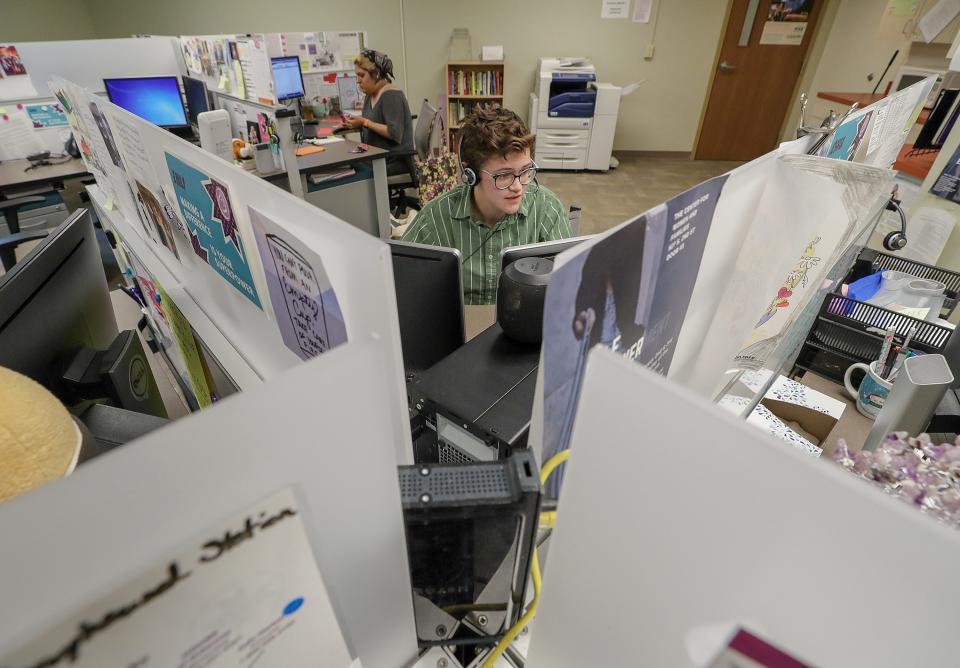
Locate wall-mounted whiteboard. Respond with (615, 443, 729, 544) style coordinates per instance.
(7, 37, 183, 101)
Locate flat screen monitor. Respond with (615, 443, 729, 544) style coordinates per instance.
(183, 75, 211, 127)
(389, 241, 465, 374)
(103, 76, 189, 129)
(0, 210, 118, 393)
(499, 235, 596, 273)
(271, 56, 305, 101)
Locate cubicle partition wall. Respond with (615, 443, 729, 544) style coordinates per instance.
(0, 37, 183, 161)
(51, 75, 412, 463)
(0, 344, 419, 668)
(529, 347, 960, 667)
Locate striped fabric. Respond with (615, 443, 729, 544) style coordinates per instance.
(400, 183, 572, 304)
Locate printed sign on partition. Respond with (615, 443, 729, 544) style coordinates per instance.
(540, 219, 646, 493)
(249, 207, 347, 360)
(1, 488, 353, 668)
(637, 175, 729, 374)
(124, 246, 210, 408)
(24, 102, 68, 128)
(165, 152, 263, 309)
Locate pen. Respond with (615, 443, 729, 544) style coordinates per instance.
(877, 325, 896, 377)
(889, 325, 918, 379)
(882, 345, 899, 380)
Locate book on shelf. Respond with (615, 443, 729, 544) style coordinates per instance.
(447, 68, 503, 96)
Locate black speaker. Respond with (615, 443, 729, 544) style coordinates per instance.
(496, 256, 553, 343)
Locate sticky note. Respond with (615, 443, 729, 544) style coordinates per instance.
(104, 195, 115, 210)
(218, 74, 228, 90)
(0, 107, 6, 114)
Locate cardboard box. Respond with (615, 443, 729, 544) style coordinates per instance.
(742, 374, 846, 458)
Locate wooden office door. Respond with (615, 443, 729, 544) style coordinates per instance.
(695, 0, 824, 161)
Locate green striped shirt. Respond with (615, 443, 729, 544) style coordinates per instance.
(401, 183, 572, 304)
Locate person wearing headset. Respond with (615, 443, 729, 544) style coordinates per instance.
(342, 49, 414, 177)
(401, 105, 571, 305)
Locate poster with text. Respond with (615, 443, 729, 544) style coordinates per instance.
(636, 175, 729, 374)
(540, 219, 645, 495)
(249, 207, 347, 360)
(760, 1, 813, 45)
(930, 143, 960, 204)
(1, 488, 353, 668)
(165, 152, 263, 309)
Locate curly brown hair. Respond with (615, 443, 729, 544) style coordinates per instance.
(459, 106, 535, 172)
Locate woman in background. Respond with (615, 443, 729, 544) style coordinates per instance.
(343, 49, 415, 178)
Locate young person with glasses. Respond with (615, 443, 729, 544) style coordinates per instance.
(401, 106, 571, 305)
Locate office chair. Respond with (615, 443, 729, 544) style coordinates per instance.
(0, 195, 47, 271)
(388, 99, 443, 215)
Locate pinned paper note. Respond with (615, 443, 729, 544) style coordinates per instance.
(249, 206, 347, 361)
(104, 194, 115, 210)
(218, 74, 228, 90)
(891, 305, 931, 319)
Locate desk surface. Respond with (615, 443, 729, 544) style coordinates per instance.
(0, 157, 88, 192)
(296, 138, 389, 173)
(464, 305, 497, 341)
(893, 142, 939, 181)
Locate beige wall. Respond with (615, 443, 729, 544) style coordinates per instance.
(84, 0, 407, 89)
(12, 0, 923, 154)
(402, 0, 728, 152)
(1, 0, 98, 41)
(83, 0, 729, 152)
(799, 0, 918, 128)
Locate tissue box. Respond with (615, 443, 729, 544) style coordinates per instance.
(723, 373, 845, 458)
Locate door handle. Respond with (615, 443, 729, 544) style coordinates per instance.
(719, 61, 736, 72)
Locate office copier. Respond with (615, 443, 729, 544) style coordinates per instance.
(530, 57, 622, 171)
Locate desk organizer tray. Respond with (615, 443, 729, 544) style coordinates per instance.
(793, 250, 958, 383)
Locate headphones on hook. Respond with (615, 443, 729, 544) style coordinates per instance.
(883, 197, 907, 251)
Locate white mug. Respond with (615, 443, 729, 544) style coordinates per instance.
(843, 360, 893, 420)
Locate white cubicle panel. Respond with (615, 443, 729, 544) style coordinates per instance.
(8, 37, 183, 101)
(0, 343, 418, 668)
(528, 347, 960, 667)
(55, 77, 412, 464)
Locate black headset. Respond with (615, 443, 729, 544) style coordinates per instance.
(457, 132, 478, 187)
(883, 197, 907, 251)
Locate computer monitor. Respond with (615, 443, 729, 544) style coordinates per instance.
(0, 210, 166, 418)
(499, 235, 596, 273)
(389, 241, 465, 374)
(183, 75, 211, 128)
(0, 210, 117, 391)
(271, 56, 306, 101)
(103, 76, 189, 130)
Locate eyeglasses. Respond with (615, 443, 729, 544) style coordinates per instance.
(481, 164, 539, 190)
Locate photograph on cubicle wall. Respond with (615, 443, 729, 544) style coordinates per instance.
(249, 207, 348, 361)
